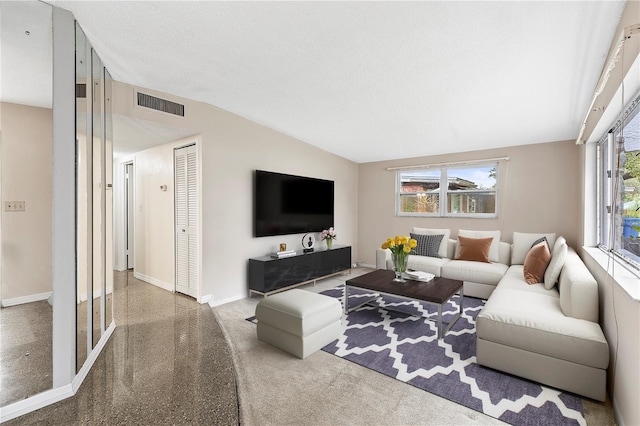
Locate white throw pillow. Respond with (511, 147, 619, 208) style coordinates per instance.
(511, 232, 557, 265)
(412, 227, 450, 258)
(544, 236, 567, 289)
(456, 230, 501, 263)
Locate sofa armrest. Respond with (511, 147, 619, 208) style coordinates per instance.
(376, 248, 391, 269)
(559, 248, 599, 323)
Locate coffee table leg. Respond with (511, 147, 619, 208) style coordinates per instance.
(437, 304, 443, 338)
(344, 285, 349, 314)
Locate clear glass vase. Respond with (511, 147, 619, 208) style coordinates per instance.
(326, 239, 333, 249)
(391, 251, 408, 282)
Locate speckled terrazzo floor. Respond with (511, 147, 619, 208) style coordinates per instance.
(0, 300, 53, 406)
(4, 271, 239, 425)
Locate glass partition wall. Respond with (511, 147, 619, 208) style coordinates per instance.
(0, 6, 114, 421)
(75, 22, 114, 373)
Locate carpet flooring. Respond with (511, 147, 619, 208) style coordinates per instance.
(246, 282, 594, 425)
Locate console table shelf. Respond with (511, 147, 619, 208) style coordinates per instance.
(248, 245, 352, 297)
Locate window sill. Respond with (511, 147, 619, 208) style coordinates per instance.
(582, 246, 640, 302)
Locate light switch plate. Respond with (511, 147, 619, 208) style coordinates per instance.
(4, 201, 25, 212)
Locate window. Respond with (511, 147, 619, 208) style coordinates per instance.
(597, 99, 640, 269)
(397, 163, 498, 218)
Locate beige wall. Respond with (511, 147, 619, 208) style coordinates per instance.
(357, 140, 580, 265)
(111, 83, 359, 304)
(581, 250, 639, 426)
(0, 102, 53, 302)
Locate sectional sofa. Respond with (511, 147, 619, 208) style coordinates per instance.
(375, 228, 609, 401)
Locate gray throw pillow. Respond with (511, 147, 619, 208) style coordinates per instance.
(410, 233, 444, 258)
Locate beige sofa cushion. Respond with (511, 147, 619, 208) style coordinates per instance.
(405, 255, 449, 277)
(558, 248, 599, 322)
(441, 259, 508, 285)
(477, 277, 609, 369)
(495, 266, 556, 296)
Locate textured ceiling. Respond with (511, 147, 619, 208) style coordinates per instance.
(40, 2, 629, 161)
(1, 1, 53, 108)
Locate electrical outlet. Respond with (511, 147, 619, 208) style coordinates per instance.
(4, 201, 25, 212)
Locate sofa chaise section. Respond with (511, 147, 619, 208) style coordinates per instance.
(476, 248, 609, 401)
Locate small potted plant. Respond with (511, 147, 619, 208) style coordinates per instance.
(320, 227, 337, 249)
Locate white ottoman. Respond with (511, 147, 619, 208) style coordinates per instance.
(255, 289, 342, 359)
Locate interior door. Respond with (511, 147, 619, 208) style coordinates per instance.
(125, 162, 134, 269)
(175, 144, 198, 298)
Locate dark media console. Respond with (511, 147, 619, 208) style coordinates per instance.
(248, 245, 352, 297)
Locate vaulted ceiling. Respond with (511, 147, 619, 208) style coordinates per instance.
(42, 2, 629, 161)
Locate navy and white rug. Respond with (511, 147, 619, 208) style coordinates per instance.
(318, 285, 586, 426)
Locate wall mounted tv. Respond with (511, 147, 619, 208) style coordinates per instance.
(254, 170, 334, 237)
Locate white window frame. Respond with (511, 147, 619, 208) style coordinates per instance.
(396, 162, 499, 219)
(596, 97, 640, 272)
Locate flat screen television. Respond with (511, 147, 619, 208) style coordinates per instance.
(254, 170, 334, 237)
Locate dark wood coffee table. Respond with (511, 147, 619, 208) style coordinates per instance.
(344, 269, 463, 339)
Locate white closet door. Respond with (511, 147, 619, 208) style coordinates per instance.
(175, 144, 198, 298)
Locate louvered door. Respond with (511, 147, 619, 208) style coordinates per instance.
(175, 144, 198, 298)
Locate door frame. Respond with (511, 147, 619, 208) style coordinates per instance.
(173, 141, 200, 299)
(124, 161, 134, 270)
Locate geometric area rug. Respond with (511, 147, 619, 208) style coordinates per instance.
(316, 284, 586, 426)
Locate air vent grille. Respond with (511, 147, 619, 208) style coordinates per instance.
(76, 83, 86, 98)
(137, 92, 185, 117)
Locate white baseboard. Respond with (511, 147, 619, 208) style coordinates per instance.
(1, 291, 53, 307)
(0, 321, 117, 422)
(77, 286, 114, 304)
(73, 321, 115, 392)
(198, 294, 212, 304)
(209, 293, 245, 307)
(357, 263, 376, 269)
(0, 383, 74, 423)
(133, 272, 174, 292)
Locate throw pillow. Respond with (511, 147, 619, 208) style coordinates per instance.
(511, 232, 557, 265)
(523, 240, 552, 284)
(456, 230, 501, 262)
(531, 236, 551, 252)
(412, 227, 451, 258)
(544, 236, 568, 289)
(455, 236, 492, 263)
(410, 233, 444, 258)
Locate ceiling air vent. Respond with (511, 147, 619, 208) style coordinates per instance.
(76, 83, 86, 98)
(137, 92, 185, 117)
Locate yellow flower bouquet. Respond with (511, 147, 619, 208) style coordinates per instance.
(381, 235, 417, 282)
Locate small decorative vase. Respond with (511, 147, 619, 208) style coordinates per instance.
(391, 251, 408, 283)
(326, 239, 333, 249)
